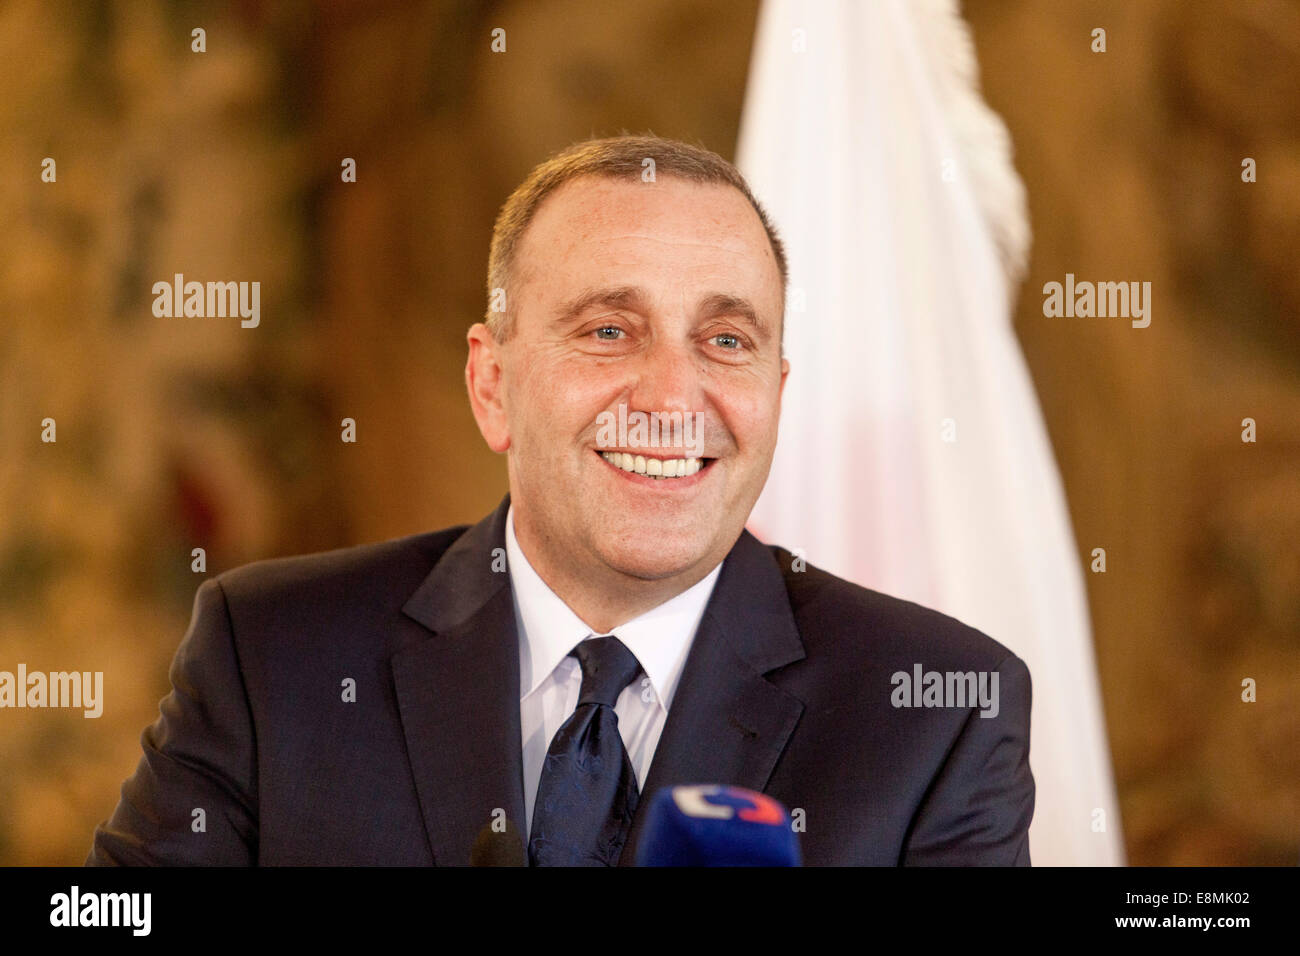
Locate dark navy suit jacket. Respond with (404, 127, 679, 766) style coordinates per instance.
(87, 494, 1034, 865)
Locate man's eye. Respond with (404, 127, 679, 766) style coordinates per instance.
(593, 326, 623, 340)
(712, 333, 742, 349)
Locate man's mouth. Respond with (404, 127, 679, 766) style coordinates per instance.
(597, 450, 714, 480)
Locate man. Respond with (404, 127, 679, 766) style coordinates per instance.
(88, 134, 1033, 866)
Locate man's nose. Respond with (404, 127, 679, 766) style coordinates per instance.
(626, 339, 704, 420)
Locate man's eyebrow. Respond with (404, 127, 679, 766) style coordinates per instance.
(551, 286, 647, 326)
(552, 286, 770, 336)
(699, 293, 769, 337)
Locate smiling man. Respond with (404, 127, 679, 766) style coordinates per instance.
(88, 134, 1034, 867)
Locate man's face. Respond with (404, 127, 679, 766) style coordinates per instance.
(468, 174, 788, 586)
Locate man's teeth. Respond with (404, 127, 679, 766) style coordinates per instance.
(599, 451, 705, 479)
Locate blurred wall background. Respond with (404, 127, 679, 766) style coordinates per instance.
(0, 0, 1295, 864)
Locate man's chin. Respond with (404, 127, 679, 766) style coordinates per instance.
(592, 539, 716, 584)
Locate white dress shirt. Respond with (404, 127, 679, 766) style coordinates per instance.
(505, 504, 722, 840)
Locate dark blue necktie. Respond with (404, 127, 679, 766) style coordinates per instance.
(528, 635, 643, 866)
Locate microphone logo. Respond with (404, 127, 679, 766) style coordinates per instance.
(670, 784, 786, 826)
(637, 784, 802, 865)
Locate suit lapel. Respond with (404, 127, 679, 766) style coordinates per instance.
(618, 529, 806, 865)
(393, 495, 528, 865)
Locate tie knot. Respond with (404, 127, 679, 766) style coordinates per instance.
(572, 635, 641, 708)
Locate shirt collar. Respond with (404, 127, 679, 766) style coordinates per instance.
(506, 503, 722, 709)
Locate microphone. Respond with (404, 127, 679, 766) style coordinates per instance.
(635, 784, 801, 866)
(469, 817, 526, 866)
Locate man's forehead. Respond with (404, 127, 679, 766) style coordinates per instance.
(518, 174, 784, 306)
(529, 173, 767, 241)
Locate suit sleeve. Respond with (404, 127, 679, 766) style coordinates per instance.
(86, 577, 258, 865)
(900, 654, 1035, 866)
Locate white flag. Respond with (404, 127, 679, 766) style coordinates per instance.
(739, 0, 1124, 865)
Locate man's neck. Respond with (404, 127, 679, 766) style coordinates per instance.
(510, 511, 722, 634)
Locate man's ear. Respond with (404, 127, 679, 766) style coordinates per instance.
(466, 322, 511, 453)
(779, 356, 790, 400)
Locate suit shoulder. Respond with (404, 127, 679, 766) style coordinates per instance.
(765, 543, 1022, 672)
(214, 524, 469, 608)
